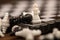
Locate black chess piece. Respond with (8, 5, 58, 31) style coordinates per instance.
(22, 14, 32, 24)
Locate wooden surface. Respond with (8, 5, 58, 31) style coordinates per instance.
(0, 34, 39, 40)
(0, 34, 25, 40)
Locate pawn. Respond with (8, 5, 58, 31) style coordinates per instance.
(0, 31, 5, 37)
(2, 12, 10, 33)
(53, 28, 60, 39)
(45, 33, 54, 40)
(39, 35, 45, 40)
(53, 28, 59, 35)
(31, 3, 41, 24)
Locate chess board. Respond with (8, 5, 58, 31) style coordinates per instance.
(0, 0, 60, 40)
(0, 0, 60, 26)
(0, 0, 60, 33)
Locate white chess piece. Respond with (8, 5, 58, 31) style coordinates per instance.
(53, 28, 59, 35)
(45, 33, 54, 40)
(0, 18, 5, 37)
(0, 31, 5, 37)
(39, 35, 45, 40)
(53, 28, 60, 39)
(15, 28, 41, 40)
(31, 3, 41, 24)
(2, 12, 10, 33)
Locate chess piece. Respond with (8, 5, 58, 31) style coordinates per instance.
(22, 12, 32, 24)
(53, 28, 60, 39)
(0, 18, 5, 37)
(45, 33, 54, 40)
(31, 3, 41, 24)
(39, 35, 45, 40)
(14, 28, 41, 40)
(0, 31, 5, 37)
(2, 12, 10, 33)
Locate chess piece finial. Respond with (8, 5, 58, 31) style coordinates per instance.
(2, 12, 10, 33)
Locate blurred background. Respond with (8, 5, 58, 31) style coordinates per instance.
(0, 0, 60, 22)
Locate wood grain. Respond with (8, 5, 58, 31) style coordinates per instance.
(0, 34, 25, 40)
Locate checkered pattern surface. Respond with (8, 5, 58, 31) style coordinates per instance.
(0, 0, 60, 24)
(0, 0, 60, 40)
(0, 0, 60, 26)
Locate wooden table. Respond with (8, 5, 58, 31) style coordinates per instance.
(0, 34, 25, 40)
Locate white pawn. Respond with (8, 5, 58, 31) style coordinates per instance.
(39, 35, 45, 40)
(45, 33, 54, 40)
(0, 31, 5, 37)
(31, 3, 41, 24)
(53, 28, 59, 35)
(2, 12, 10, 33)
(53, 28, 60, 39)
